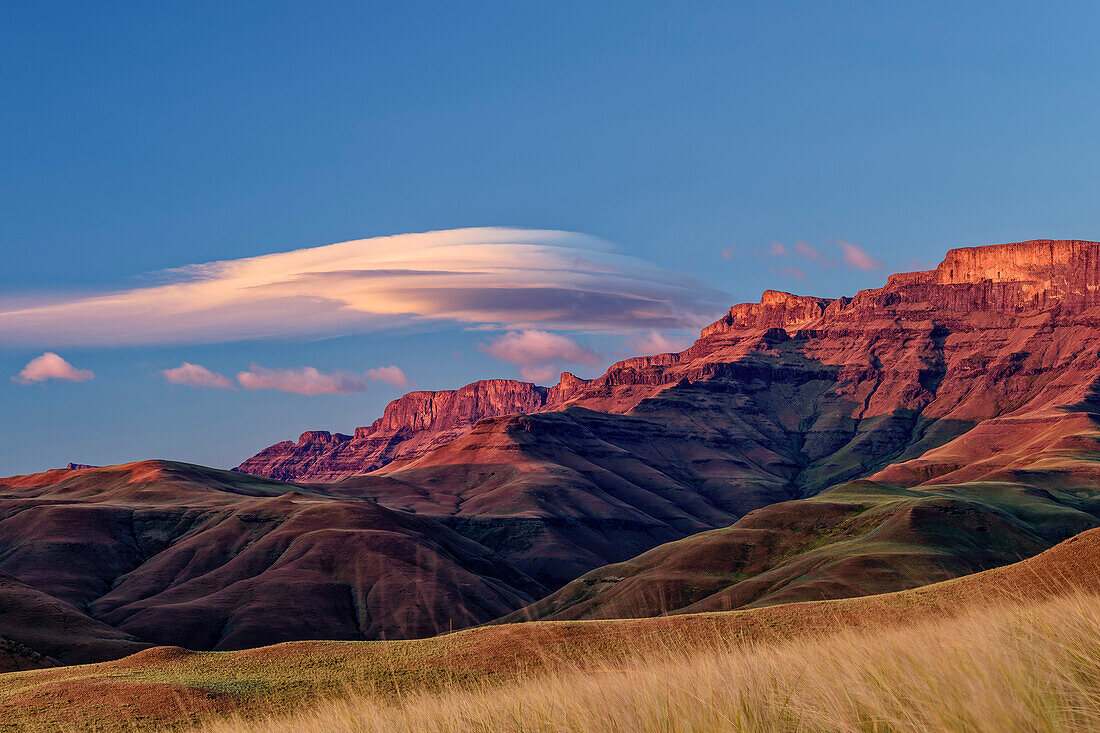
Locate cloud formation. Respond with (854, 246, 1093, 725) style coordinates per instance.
(365, 365, 410, 387)
(157, 361, 408, 393)
(776, 265, 808, 281)
(793, 241, 838, 266)
(480, 330, 602, 383)
(758, 238, 883, 274)
(628, 330, 693, 355)
(13, 352, 95, 385)
(160, 362, 235, 390)
(838, 240, 884, 271)
(0, 228, 724, 347)
(237, 365, 369, 395)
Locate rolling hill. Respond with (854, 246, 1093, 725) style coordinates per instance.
(5, 239, 1100, 672)
(0, 462, 544, 657)
(3, 525, 1099, 731)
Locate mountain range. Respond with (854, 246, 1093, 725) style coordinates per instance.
(4, 238, 1100, 667)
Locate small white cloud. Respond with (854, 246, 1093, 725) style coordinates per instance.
(480, 330, 602, 383)
(160, 362, 235, 390)
(12, 352, 95, 385)
(629, 330, 692, 355)
(838, 240, 884, 271)
(237, 365, 367, 395)
(365, 365, 410, 387)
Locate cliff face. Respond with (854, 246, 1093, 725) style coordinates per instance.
(236, 379, 568, 481)
(702, 239, 1100, 338)
(238, 239, 1100, 488)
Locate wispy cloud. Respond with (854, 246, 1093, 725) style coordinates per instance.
(628, 330, 693, 355)
(160, 362, 235, 390)
(237, 365, 368, 395)
(0, 228, 725, 347)
(480, 330, 602, 383)
(158, 361, 407, 392)
(365, 365, 410, 387)
(775, 265, 808, 280)
(758, 238, 883, 273)
(793, 241, 839, 266)
(838, 240, 884, 271)
(12, 352, 95, 385)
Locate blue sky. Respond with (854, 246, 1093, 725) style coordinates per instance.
(3, 1, 1100, 475)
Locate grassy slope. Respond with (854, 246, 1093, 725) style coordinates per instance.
(503, 475, 1100, 622)
(207, 591, 1100, 733)
(2, 526, 1099, 732)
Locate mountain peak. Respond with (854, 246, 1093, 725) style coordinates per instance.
(705, 238, 1100, 339)
(238, 238, 1100, 483)
(937, 238, 1100, 284)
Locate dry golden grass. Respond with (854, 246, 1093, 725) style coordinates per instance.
(201, 590, 1100, 733)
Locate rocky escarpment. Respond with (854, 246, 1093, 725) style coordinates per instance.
(702, 239, 1100, 336)
(239, 238, 1100, 492)
(299, 239, 1100, 589)
(236, 378, 587, 481)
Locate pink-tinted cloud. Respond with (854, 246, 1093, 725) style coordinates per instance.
(793, 240, 840, 266)
(776, 265, 808, 280)
(0, 228, 725, 346)
(794, 241, 820, 260)
(768, 241, 789, 256)
(629, 330, 693, 355)
(365, 365, 410, 387)
(838, 240, 884, 271)
(720, 245, 736, 259)
(480, 330, 602, 383)
(237, 365, 367, 395)
(12, 352, 95, 385)
(160, 362, 235, 390)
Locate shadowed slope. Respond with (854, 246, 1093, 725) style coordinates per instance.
(243, 240, 1100, 589)
(507, 406, 1100, 621)
(0, 462, 544, 653)
(4, 527, 1100, 732)
(0, 572, 148, 671)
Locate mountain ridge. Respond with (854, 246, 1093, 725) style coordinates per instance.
(7, 237, 1100, 663)
(237, 238, 1100, 484)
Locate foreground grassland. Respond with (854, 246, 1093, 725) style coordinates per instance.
(206, 591, 1100, 733)
(1, 528, 1098, 731)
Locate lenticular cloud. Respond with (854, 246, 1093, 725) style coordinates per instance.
(0, 228, 724, 346)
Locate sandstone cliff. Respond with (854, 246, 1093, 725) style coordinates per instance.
(239, 238, 1100, 495)
(236, 378, 583, 481)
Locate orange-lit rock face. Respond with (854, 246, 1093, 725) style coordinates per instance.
(238, 239, 1100, 495)
(236, 379, 569, 482)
